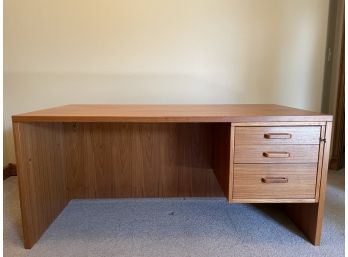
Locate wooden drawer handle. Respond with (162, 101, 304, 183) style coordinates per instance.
(261, 177, 289, 183)
(264, 133, 292, 139)
(263, 152, 290, 158)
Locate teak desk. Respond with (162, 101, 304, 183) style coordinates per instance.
(12, 104, 332, 249)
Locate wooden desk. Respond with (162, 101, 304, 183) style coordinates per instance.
(12, 104, 332, 249)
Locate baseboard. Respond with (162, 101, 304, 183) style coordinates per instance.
(4, 163, 17, 180)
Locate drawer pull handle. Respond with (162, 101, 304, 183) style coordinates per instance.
(263, 152, 290, 158)
(261, 177, 288, 183)
(264, 133, 292, 139)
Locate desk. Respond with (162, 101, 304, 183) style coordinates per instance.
(12, 104, 332, 248)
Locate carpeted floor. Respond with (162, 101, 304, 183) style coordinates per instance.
(4, 169, 344, 257)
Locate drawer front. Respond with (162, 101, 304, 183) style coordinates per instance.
(234, 144, 319, 163)
(235, 126, 321, 145)
(233, 164, 317, 199)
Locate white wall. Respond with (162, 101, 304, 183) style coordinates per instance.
(4, 0, 330, 165)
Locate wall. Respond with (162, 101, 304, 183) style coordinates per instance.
(4, 0, 330, 165)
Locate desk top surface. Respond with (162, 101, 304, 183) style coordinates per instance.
(12, 104, 332, 123)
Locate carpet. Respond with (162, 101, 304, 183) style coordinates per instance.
(3, 169, 344, 257)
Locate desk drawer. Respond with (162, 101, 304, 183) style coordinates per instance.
(235, 126, 321, 145)
(234, 144, 319, 163)
(233, 164, 317, 199)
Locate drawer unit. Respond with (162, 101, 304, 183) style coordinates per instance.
(233, 163, 317, 199)
(234, 144, 319, 164)
(235, 126, 321, 145)
(231, 123, 325, 203)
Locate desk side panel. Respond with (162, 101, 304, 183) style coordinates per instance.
(212, 123, 231, 199)
(13, 122, 68, 249)
(284, 122, 332, 245)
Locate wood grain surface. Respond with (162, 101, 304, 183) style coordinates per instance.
(13, 122, 68, 249)
(212, 123, 231, 199)
(284, 122, 332, 245)
(233, 164, 317, 199)
(12, 104, 332, 123)
(231, 198, 316, 203)
(235, 126, 321, 145)
(63, 123, 223, 198)
(234, 144, 319, 163)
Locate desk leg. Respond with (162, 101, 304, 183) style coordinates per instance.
(284, 122, 332, 245)
(285, 203, 323, 245)
(13, 122, 68, 249)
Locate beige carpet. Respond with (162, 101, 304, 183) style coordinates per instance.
(4, 169, 344, 257)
